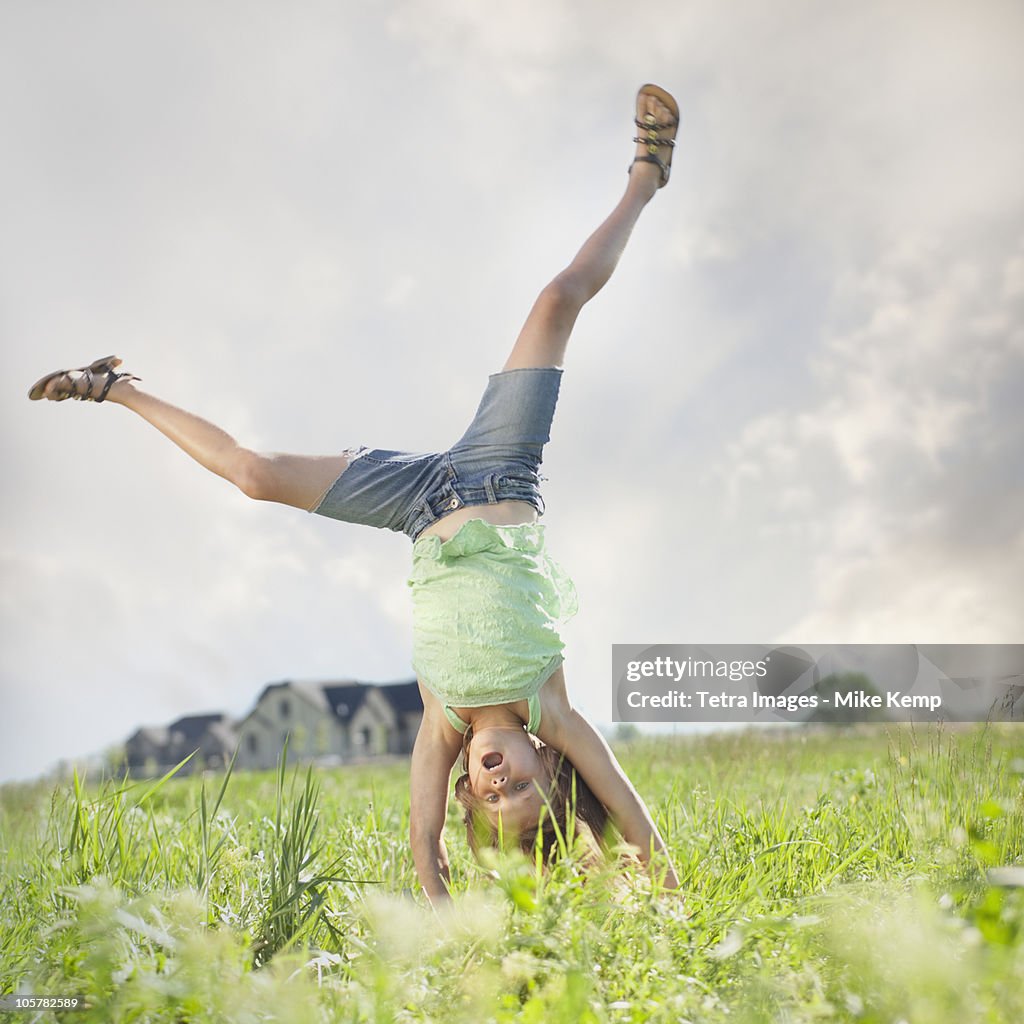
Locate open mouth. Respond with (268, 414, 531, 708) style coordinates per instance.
(481, 752, 503, 770)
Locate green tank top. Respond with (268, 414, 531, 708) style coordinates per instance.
(407, 519, 578, 735)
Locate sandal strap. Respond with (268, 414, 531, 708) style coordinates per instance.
(634, 110, 677, 161)
(54, 367, 140, 402)
(628, 154, 670, 187)
(94, 370, 140, 402)
(95, 371, 121, 403)
(72, 368, 95, 400)
(634, 117, 677, 133)
(634, 134, 676, 150)
(626, 134, 675, 148)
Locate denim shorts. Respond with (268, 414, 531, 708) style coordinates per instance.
(311, 367, 563, 540)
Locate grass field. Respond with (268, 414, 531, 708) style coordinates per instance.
(1, 724, 1022, 1023)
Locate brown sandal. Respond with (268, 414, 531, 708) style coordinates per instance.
(628, 83, 679, 189)
(28, 356, 140, 403)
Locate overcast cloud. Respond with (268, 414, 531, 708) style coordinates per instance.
(2, 0, 1022, 782)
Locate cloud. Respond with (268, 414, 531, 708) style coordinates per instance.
(720, 232, 1024, 642)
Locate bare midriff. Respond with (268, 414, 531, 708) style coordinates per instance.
(418, 499, 538, 543)
(446, 698, 535, 731)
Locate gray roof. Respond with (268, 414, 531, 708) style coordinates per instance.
(168, 713, 229, 744)
(127, 725, 170, 744)
(321, 683, 371, 721)
(376, 680, 423, 713)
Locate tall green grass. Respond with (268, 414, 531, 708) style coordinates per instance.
(0, 724, 1020, 1022)
(251, 739, 369, 968)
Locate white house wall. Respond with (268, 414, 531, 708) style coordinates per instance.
(236, 687, 348, 770)
(348, 690, 397, 758)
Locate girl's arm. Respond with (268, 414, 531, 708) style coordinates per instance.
(409, 688, 464, 905)
(547, 706, 680, 889)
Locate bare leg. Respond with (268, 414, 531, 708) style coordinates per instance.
(503, 90, 675, 371)
(91, 380, 348, 511)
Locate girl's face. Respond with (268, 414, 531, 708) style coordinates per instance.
(467, 726, 550, 835)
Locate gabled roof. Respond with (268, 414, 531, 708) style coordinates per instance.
(127, 725, 170, 744)
(168, 713, 229, 743)
(321, 683, 371, 721)
(248, 681, 325, 717)
(376, 680, 423, 713)
(252, 679, 377, 722)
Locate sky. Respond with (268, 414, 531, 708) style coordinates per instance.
(2, 0, 1022, 784)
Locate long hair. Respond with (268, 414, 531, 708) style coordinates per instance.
(453, 727, 610, 867)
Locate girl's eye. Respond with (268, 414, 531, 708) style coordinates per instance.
(515, 782, 529, 791)
(486, 794, 499, 803)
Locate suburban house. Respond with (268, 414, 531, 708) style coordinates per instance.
(234, 679, 422, 770)
(123, 679, 422, 776)
(125, 713, 236, 776)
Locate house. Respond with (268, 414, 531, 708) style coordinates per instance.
(234, 679, 423, 770)
(124, 678, 424, 776)
(124, 725, 170, 775)
(124, 713, 235, 775)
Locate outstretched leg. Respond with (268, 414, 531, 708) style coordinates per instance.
(503, 87, 677, 372)
(34, 373, 348, 511)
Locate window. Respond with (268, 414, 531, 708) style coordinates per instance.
(247, 734, 259, 754)
(280, 698, 290, 719)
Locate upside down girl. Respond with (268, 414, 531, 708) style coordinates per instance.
(29, 84, 683, 904)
